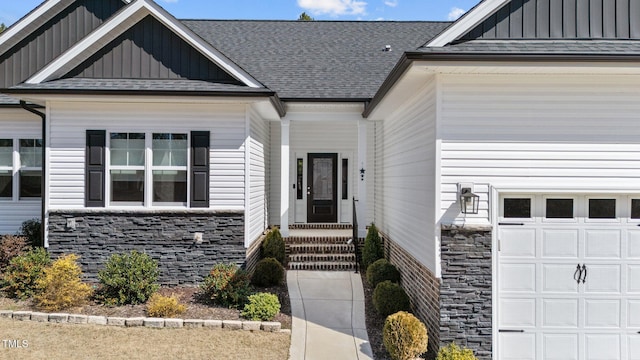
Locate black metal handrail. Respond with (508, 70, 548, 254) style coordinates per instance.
(352, 197, 360, 273)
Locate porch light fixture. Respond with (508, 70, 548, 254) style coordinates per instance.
(459, 186, 479, 214)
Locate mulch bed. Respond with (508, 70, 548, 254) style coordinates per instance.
(0, 283, 292, 329)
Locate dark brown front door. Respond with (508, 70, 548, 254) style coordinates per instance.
(307, 153, 338, 223)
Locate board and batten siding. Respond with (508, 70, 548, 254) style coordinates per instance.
(48, 101, 246, 211)
(0, 110, 42, 234)
(439, 74, 640, 225)
(247, 107, 270, 244)
(374, 78, 438, 271)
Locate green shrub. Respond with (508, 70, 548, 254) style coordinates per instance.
(241, 292, 281, 321)
(18, 218, 41, 247)
(1, 248, 50, 300)
(199, 263, 252, 308)
(35, 254, 93, 311)
(362, 224, 383, 269)
(262, 228, 285, 264)
(373, 281, 411, 317)
(97, 250, 159, 305)
(146, 293, 187, 318)
(366, 258, 400, 287)
(0, 235, 29, 271)
(437, 343, 478, 360)
(383, 311, 428, 360)
(251, 258, 285, 287)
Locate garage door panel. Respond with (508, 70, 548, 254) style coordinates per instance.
(628, 231, 640, 258)
(628, 335, 640, 360)
(585, 334, 621, 360)
(543, 334, 578, 360)
(585, 230, 621, 259)
(542, 229, 579, 258)
(628, 300, 640, 327)
(543, 299, 578, 327)
(499, 333, 536, 360)
(585, 300, 621, 328)
(501, 264, 536, 292)
(500, 298, 536, 327)
(543, 264, 579, 293)
(501, 228, 536, 257)
(628, 266, 640, 293)
(584, 265, 621, 293)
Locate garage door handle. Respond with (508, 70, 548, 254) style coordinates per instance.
(498, 222, 524, 226)
(574, 265, 582, 284)
(499, 329, 525, 333)
(580, 264, 587, 283)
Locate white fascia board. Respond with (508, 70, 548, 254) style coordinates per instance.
(0, 0, 64, 48)
(426, 0, 511, 47)
(26, 0, 263, 88)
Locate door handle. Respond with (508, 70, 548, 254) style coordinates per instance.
(580, 264, 587, 283)
(574, 264, 582, 285)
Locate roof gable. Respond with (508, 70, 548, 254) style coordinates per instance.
(65, 15, 241, 84)
(26, 0, 262, 88)
(0, 0, 126, 88)
(460, 0, 640, 41)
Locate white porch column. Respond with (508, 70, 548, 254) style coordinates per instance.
(280, 119, 290, 237)
(357, 119, 368, 238)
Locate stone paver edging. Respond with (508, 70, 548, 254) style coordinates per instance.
(0, 310, 284, 333)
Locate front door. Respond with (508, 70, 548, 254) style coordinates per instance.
(307, 153, 338, 223)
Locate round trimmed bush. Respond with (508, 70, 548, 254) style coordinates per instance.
(35, 254, 93, 311)
(383, 311, 428, 360)
(437, 343, 478, 360)
(251, 258, 285, 287)
(362, 224, 383, 270)
(199, 263, 252, 308)
(366, 258, 400, 287)
(241, 292, 281, 321)
(262, 228, 285, 264)
(97, 250, 159, 305)
(373, 280, 411, 317)
(146, 293, 187, 318)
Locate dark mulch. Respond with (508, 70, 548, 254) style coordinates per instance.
(361, 272, 391, 360)
(0, 283, 292, 329)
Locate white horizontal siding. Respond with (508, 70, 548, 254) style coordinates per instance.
(248, 107, 269, 245)
(0, 110, 42, 234)
(48, 101, 246, 210)
(374, 78, 437, 271)
(440, 74, 640, 225)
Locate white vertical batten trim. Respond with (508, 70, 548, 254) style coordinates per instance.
(0, 0, 63, 47)
(244, 106, 251, 247)
(44, 102, 52, 248)
(25, 0, 262, 88)
(490, 185, 500, 360)
(426, 0, 511, 47)
(280, 119, 290, 237)
(357, 119, 368, 238)
(434, 74, 443, 278)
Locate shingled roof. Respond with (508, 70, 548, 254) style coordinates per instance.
(182, 20, 451, 100)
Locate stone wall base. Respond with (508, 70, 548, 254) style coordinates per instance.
(380, 232, 441, 360)
(47, 211, 246, 285)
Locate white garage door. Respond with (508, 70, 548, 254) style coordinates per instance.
(498, 195, 640, 360)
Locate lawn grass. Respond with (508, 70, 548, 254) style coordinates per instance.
(0, 319, 290, 359)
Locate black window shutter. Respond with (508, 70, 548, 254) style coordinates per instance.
(86, 130, 106, 207)
(191, 131, 210, 208)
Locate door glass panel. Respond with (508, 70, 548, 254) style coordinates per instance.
(504, 198, 531, 218)
(546, 199, 574, 219)
(296, 158, 303, 200)
(312, 158, 333, 200)
(342, 159, 348, 200)
(632, 199, 640, 219)
(589, 199, 616, 219)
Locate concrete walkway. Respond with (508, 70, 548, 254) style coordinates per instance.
(287, 271, 373, 360)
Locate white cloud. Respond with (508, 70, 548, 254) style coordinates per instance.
(447, 7, 466, 21)
(297, 0, 367, 16)
(384, 0, 398, 7)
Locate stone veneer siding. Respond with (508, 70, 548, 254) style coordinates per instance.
(47, 211, 246, 285)
(440, 225, 493, 360)
(381, 231, 441, 360)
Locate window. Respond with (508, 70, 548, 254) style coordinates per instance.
(342, 158, 348, 200)
(110, 133, 145, 205)
(545, 198, 574, 218)
(632, 199, 640, 219)
(296, 158, 303, 200)
(152, 133, 187, 205)
(503, 198, 531, 218)
(0, 138, 42, 200)
(589, 199, 616, 219)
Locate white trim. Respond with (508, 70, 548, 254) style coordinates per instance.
(244, 107, 251, 247)
(25, 0, 262, 88)
(280, 119, 290, 237)
(434, 74, 443, 278)
(357, 119, 367, 238)
(490, 185, 499, 360)
(426, 0, 511, 47)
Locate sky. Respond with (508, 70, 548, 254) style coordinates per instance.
(1, 0, 481, 27)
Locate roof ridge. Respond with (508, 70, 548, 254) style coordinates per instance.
(179, 19, 452, 24)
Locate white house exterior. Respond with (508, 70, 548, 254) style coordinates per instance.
(2, 0, 640, 359)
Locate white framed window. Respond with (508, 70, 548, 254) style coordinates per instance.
(0, 138, 42, 201)
(108, 132, 188, 207)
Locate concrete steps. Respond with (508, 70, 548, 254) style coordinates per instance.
(285, 225, 357, 271)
